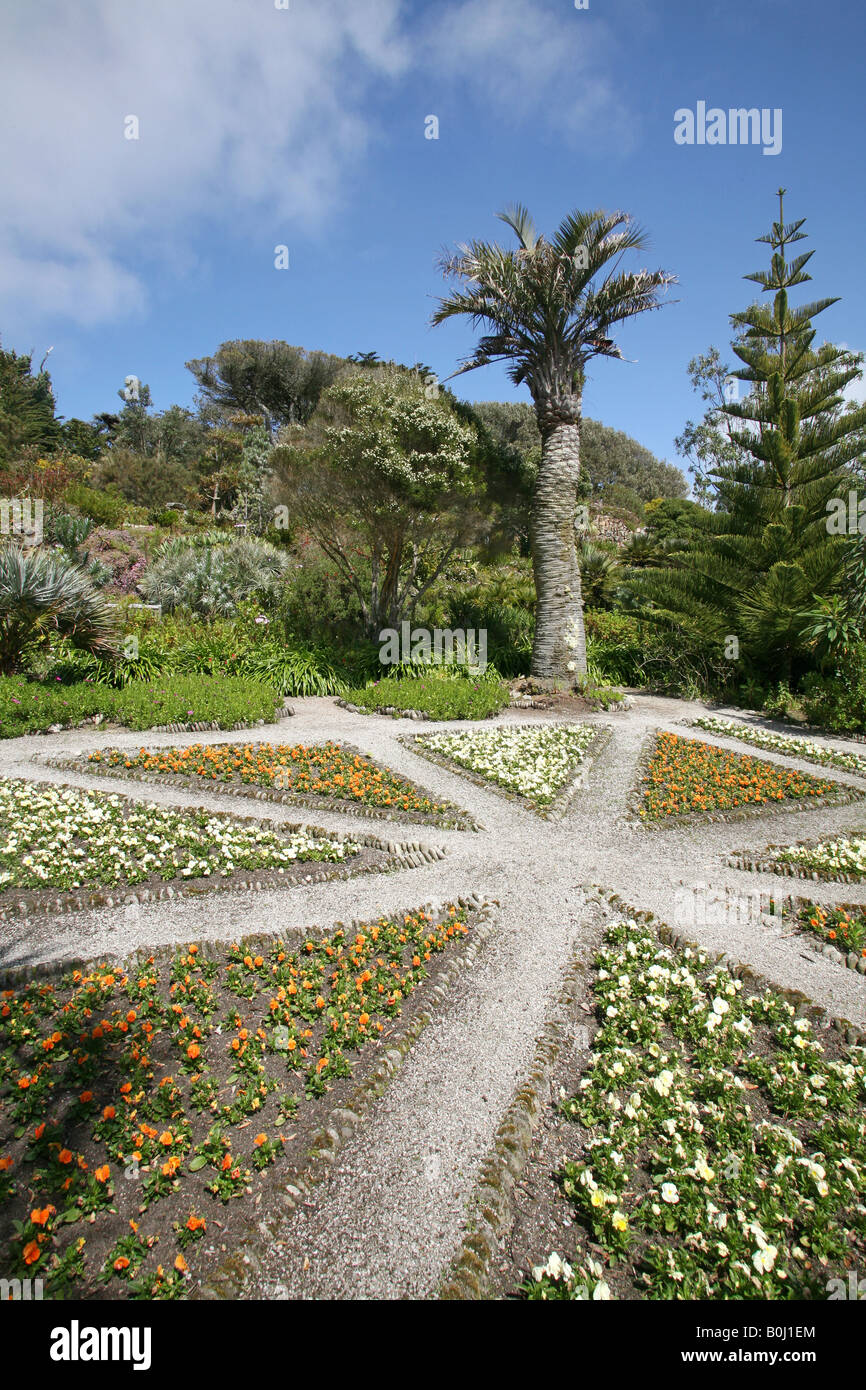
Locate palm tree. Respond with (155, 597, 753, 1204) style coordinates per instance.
(0, 544, 120, 675)
(432, 205, 675, 677)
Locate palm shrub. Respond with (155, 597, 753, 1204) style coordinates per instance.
(628, 191, 866, 689)
(0, 544, 120, 675)
(141, 536, 290, 615)
(433, 204, 675, 678)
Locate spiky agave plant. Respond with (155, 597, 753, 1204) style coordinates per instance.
(0, 543, 120, 675)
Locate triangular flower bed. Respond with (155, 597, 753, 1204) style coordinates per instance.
(43, 741, 477, 831)
(408, 722, 612, 818)
(0, 777, 435, 924)
(631, 731, 863, 828)
(728, 830, 866, 884)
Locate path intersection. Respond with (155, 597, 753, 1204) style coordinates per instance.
(2, 693, 864, 1297)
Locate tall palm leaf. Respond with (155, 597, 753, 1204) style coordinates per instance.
(433, 205, 675, 676)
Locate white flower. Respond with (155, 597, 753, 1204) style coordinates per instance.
(752, 1245, 778, 1274)
(661, 1183, 679, 1205)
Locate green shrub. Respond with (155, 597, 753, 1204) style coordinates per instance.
(799, 662, 866, 735)
(141, 536, 290, 616)
(63, 483, 130, 528)
(344, 672, 508, 720)
(0, 673, 280, 737)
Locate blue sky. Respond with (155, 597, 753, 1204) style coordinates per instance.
(1, 0, 864, 485)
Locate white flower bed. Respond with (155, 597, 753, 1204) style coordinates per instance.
(416, 723, 598, 808)
(769, 834, 866, 879)
(523, 917, 866, 1301)
(690, 716, 866, 779)
(0, 780, 357, 892)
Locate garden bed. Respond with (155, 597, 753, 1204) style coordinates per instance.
(338, 674, 509, 721)
(777, 898, 866, 973)
(0, 779, 429, 925)
(729, 831, 866, 884)
(443, 897, 866, 1301)
(407, 722, 613, 818)
(0, 897, 496, 1300)
(43, 740, 479, 831)
(628, 731, 863, 828)
(686, 716, 866, 780)
(0, 675, 284, 739)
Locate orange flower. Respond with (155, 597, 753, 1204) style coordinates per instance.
(186, 1043, 200, 1060)
(221, 1153, 232, 1171)
(33, 1123, 45, 1141)
(186, 1215, 206, 1232)
(79, 1091, 93, 1104)
(174, 1254, 188, 1273)
(102, 1105, 116, 1120)
(30, 1206, 55, 1227)
(114, 1256, 131, 1272)
(159, 1131, 173, 1146)
(23, 1241, 41, 1266)
(254, 1133, 267, 1147)
(58, 1149, 73, 1165)
(95, 1165, 110, 1183)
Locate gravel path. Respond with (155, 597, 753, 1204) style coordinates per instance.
(2, 694, 865, 1298)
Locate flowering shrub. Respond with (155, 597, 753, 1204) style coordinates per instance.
(523, 917, 866, 1300)
(0, 904, 470, 1296)
(87, 740, 453, 816)
(640, 732, 843, 820)
(0, 780, 356, 891)
(689, 717, 866, 780)
(415, 723, 599, 808)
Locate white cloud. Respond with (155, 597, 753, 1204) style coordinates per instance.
(0, 0, 635, 330)
(421, 0, 636, 149)
(0, 0, 410, 324)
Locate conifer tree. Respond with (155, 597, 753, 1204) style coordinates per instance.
(629, 190, 866, 686)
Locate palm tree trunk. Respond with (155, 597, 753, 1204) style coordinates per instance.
(530, 398, 587, 679)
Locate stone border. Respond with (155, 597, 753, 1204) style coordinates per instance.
(402, 723, 614, 822)
(336, 698, 501, 722)
(438, 886, 866, 1301)
(625, 731, 865, 831)
(0, 779, 449, 938)
(195, 893, 500, 1300)
(680, 717, 866, 781)
(36, 741, 481, 832)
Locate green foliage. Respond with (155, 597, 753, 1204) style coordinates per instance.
(185, 340, 347, 435)
(0, 672, 279, 737)
(271, 367, 486, 636)
(0, 340, 60, 464)
(0, 544, 119, 676)
(345, 671, 508, 720)
(62, 482, 130, 527)
(628, 193, 866, 689)
(141, 536, 290, 615)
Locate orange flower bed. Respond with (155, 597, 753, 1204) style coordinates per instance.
(0, 904, 470, 1297)
(640, 732, 841, 820)
(87, 741, 449, 816)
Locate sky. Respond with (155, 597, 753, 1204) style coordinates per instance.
(1, 0, 864, 486)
